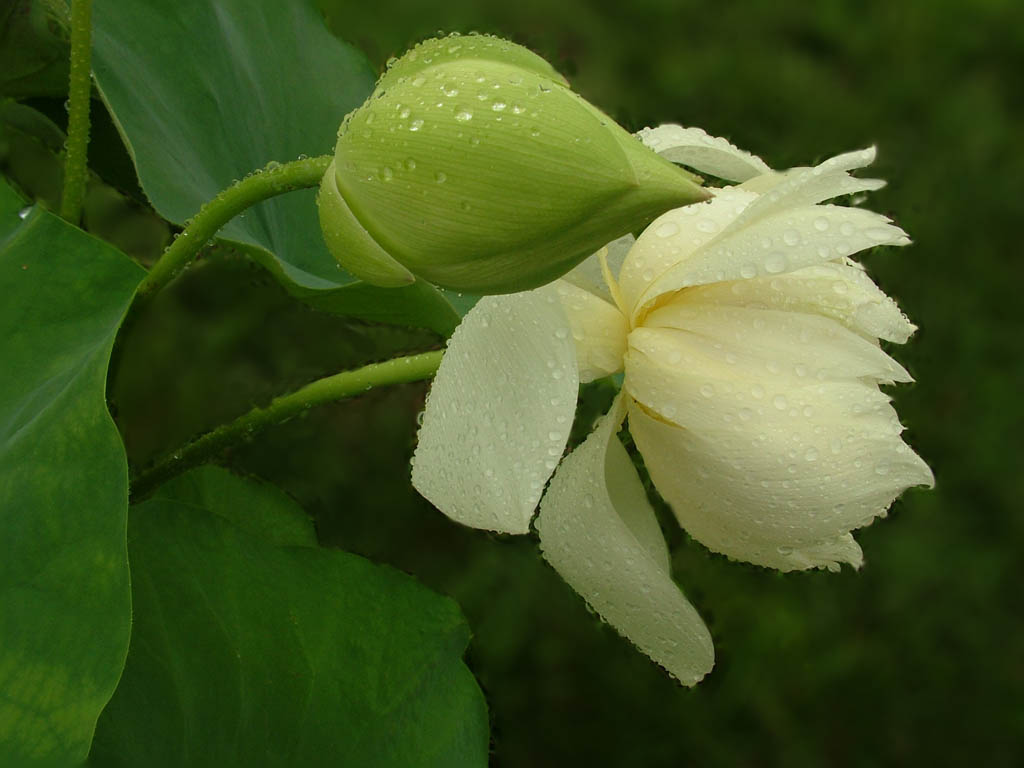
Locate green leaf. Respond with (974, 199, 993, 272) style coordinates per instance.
(90, 0, 460, 335)
(0, 179, 144, 765)
(146, 465, 317, 548)
(0, 0, 70, 99)
(89, 467, 489, 767)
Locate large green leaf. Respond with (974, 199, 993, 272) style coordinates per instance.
(90, 0, 461, 335)
(0, 179, 143, 765)
(89, 467, 489, 767)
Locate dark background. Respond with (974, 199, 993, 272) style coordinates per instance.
(7, 0, 1023, 765)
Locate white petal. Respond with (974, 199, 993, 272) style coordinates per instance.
(536, 394, 714, 685)
(631, 201, 909, 322)
(627, 397, 930, 572)
(681, 260, 917, 344)
(552, 280, 628, 383)
(619, 187, 757, 315)
(562, 235, 634, 304)
(734, 147, 884, 219)
(637, 124, 771, 182)
(623, 317, 933, 568)
(639, 302, 912, 384)
(412, 288, 579, 534)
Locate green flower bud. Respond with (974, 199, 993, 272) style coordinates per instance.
(318, 34, 707, 294)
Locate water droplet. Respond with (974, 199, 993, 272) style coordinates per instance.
(655, 221, 679, 238)
(764, 253, 787, 273)
(404, 158, 417, 171)
(875, 461, 891, 476)
(412, 75, 426, 86)
(434, 171, 447, 183)
(751, 384, 766, 399)
(696, 218, 719, 233)
(548, 431, 562, 442)
(782, 229, 801, 246)
(410, 119, 424, 131)
(773, 394, 788, 410)
(699, 384, 714, 398)
(813, 216, 830, 232)
(399, 107, 411, 119)
(839, 222, 855, 236)
(491, 101, 507, 111)
(455, 109, 473, 122)
(740, 264, 757, 279)
(442, 85, 460, 97)
(832, 281, 849, 294)
(381, 166, 394, 181)
(17, 206, 31, 219)
(805, 448, 819, 461)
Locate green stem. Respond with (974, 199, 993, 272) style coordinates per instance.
(130, 350, 443, 502)
(59, 0, 94, 224)
(134, 154, 332, 303)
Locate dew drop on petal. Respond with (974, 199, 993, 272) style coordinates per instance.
(655, 221, 679, 238)
(764, 253, 787, 274)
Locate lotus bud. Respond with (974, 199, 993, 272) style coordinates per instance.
(318, 34, 708, 294)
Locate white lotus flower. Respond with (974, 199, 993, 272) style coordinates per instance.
(411, 126, 934, 685)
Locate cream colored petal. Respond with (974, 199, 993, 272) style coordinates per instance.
(623, 320, 933, 568)
(637, 124, 771, 182)
(619, 187, 757, 315)
(732, 148, 884, 223)
(536, 394, 714, 684)
(604, 425, 671, 574)
(563, 235, 634, 304)
(627, 398, 929, 572)
(412, 288, 579, 534)
(681, 260, 917, 344)
(551, 280, 627, 383)
(640, 303, 912, 384)
(632, 202, 909, 323)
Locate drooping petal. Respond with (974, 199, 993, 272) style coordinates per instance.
(551, 279, 627, 383)
(680, 260, 917, 344)
(623, 313, 933, 569)
(629, 198, 909, 323)
(412, 288, 579, 534)
(536, 394, 714, 685)
(637, 124, 771, 182)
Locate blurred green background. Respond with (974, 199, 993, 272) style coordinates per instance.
(5, 0, 1022, 765)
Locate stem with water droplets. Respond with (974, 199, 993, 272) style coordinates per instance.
(129, 350, 443, 502)
(60, 0, 93, 224)
(134, 154, 332, 304)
